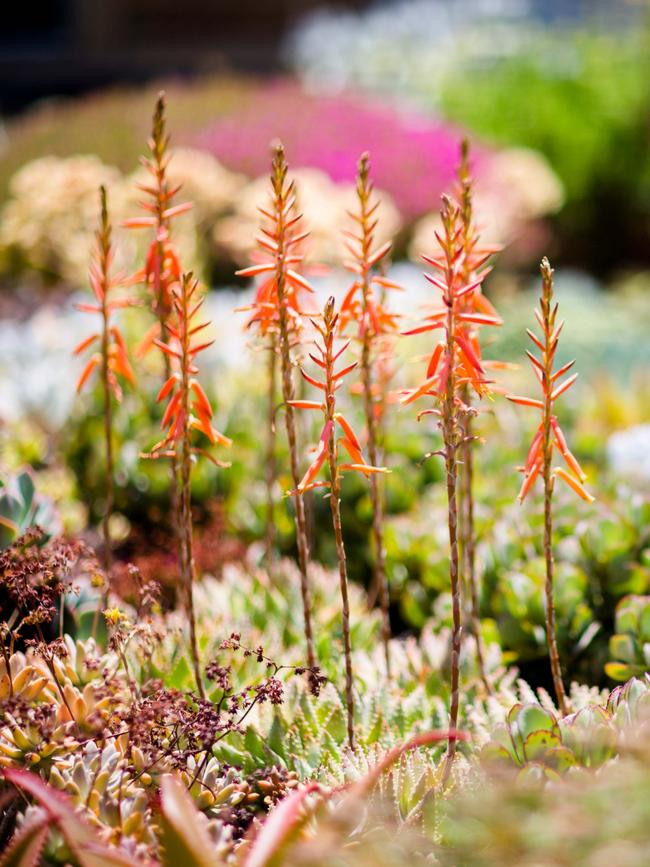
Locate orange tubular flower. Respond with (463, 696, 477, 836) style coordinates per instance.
(507, 260, 593, 505)
(123, 92, 190, 356)
(400, 200, 498, 408)
(234, 181, 313, 338)
(338, 154, 401, 340)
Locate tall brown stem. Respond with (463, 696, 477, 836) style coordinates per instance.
(90, 186, 115, 638)
(272, 147, 316, 669)
(361, 338, 391, 677)
(323, 299, 355, 748)
(456, 141, 491, 695)
(540, 264, 568, 716)
(440, 201, 462, 789)
(264, 336, 278, 568)
(99, 191, 114, 583)
(459, 407, 490, 694)
(150, 95, 181, 544)
(356, 154, 391, 677)
(178, 275, 205, 699)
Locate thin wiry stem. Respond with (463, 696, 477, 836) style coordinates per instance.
(459, 409, 491, 694)
(264, 335, 278, 568)
(540, 261, 568, 716)
(356, 154, 391, 678)
(149, 95, 182, 547)
(177, 275, 206, 700)
(98, 189, 114, 585)
(456, 141, 491, 695)
(323, 299, 355, 748)
(272, 146, 316, 670)
(440, 199, 462, 789)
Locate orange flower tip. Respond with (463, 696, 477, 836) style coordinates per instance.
(287, 400, 323, 410)
(506, 395, 544, 409)
(162, 202, 193, 220)
(121, 217, 157, 229)
(551, 373, 579, 402)
(215, 432, 233, 448)
(340, 463, 389, 476)
(73, 334, 99, 355)
(235, 264, 275, 278)
(553, 467, 594, 503)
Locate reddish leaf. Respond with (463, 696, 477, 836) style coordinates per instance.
(243, 784, 322, 867)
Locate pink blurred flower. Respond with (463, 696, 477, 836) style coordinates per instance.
(195, 79, 480, 219)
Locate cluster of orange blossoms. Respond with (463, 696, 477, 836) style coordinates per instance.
(235, 176, 313, 338)
(143, 273, 231, 465)
(338, 154, 401, 426)
(75, 187, 135, 400)
(122, 94, 191, 357)
(338, 155, 400, 341)
(289, 304, 387, 494)
(507, 260, 593, 503)
(400, 194, 501, 411)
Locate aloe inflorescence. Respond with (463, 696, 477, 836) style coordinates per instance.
(338, 152, 400, 677)
(507, 258, 593, 716)
(290, 296, 388, 748)
(142, 272, 231, 698)
(401, 186, 499, 785)
(123, 91, 193, 538)
(236, 144, 318, 670)
(74, 186, 135, 605)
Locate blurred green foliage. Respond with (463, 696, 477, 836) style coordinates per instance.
(440, 26, 650, 272)
(606, 594, 650, 681)
(0, 469, 60, 548)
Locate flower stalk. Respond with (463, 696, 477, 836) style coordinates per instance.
(324, 301, 355, 749)
(507, 258, 593, 715)
(124, 93, 192, 540)
(455, 141, 502, 695)
(401, 188, 496, 786)
(289, 296, 388, 748)
(74, 186, 135, 614)
(142, 272, 231, 699)
(264, 335, 279, 568)
(237, 145, 317, 669)
(339, 153, 399, 677)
